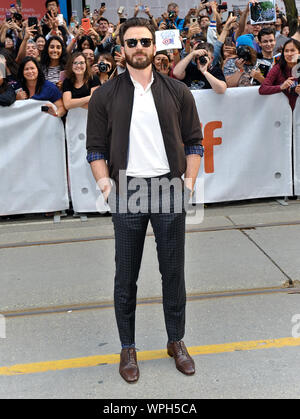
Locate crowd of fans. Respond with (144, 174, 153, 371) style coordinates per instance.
(1, 0, 300, 111)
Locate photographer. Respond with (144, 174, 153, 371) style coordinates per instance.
(224, 34, 257, 87)
(93, 52, 116, 85)
(159, 3, 185, 31)
(173, 41, 227, 93)
(62, 52, 100, 110)
(224, 32, 274, 87)
(153, 51, 171, 76)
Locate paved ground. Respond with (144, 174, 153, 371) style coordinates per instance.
(1, 198, 300, 399)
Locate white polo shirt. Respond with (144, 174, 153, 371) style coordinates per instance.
(126, 74, 170, 178)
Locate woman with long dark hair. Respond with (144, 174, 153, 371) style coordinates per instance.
(16, 56, 66, 117)
(62, 51, 99, 110)
(40, 35, 68, 87)
(259, 39, 300, 110)
(76, 35, 95, 52)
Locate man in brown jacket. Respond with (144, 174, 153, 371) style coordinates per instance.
(86, 17, 203, 383)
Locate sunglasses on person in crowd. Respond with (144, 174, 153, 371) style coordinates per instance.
(124, 38, 153, 48)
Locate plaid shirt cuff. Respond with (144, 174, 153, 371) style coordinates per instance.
(86, 151, 107, 163)
(184, 145, 204, 157)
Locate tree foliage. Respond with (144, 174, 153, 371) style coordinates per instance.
(283, 0, 298, 35)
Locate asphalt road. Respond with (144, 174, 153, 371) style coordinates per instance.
(1, 198, 300, 399)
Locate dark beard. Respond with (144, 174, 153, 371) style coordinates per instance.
(125, 51, 153, 69)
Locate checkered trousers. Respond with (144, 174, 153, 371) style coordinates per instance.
(112, 174, 187, 346)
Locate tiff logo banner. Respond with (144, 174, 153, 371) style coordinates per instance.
(0, 314, 6, 339)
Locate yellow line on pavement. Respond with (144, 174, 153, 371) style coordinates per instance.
(1, 337, 300, 376)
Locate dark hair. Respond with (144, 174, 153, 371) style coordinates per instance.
(279, 39, 300, 73)
(155, 51, 170, 60)
(41, 36, 68, 71)
(119, 18, 156, 47)
(64, 51, 92, 86)
(97, 52, 116, 74)
(17, 57, 45, 96)
(77, 36, 95, 52)
(34, 34, 46, 43)
(0, 49, 19, 79)
(98, 17, 109, 25)
(45, 0, 59, 7)
(258, 27, 276, 42)
(197, 42, 214, 55)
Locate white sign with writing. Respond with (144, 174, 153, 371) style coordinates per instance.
(155, 30, 182, 51)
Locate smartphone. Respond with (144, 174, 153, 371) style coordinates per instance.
(57, 13, 64, 26)
(85, 4, 90, 11)
(28, 16, 38, 29)
(190, 17, 197, 24)
(118, 6, 125, 14)
(41, 106, 49, 112)
(225, 36, 232, 46)
(258, 64, 270, 78)
(81, 17, 91, 33)
(101, 2, 105, 7)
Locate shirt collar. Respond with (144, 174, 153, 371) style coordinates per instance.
(130, 72, 154, 93)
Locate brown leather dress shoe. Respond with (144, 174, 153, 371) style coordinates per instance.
(167, 340, 195, 375)
(119, 348, 139, 383)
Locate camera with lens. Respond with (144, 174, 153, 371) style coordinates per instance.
(98, 61, 109, 73)
(195, 43, 208, 65)
(168, 10, 176, 19)
(236, 45, 251, 62)
(198, 55, 208, 65)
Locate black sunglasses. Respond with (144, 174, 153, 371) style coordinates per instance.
(124, 38, 153, 48)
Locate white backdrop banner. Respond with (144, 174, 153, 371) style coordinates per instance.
(293, 99, 300, 196)
(0, 100, 69, 215)
(193, 87, 293, 203)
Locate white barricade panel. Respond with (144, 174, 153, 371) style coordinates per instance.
(65, 108, 106, 213)
(293, 99, 300, 196)
(0, 100, 69, 215)
(192, 87, 293, 202)
(66, 88, 293, 210)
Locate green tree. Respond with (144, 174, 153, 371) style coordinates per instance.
(283, 0, 298, 35)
